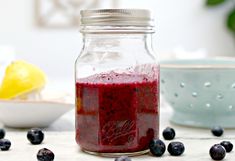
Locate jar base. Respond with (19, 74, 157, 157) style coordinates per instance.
(82, 149, 149, 157)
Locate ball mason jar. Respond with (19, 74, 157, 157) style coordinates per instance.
(75, 9, 159, 156)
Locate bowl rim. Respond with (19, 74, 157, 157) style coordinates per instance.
(160, 58, 235, 69)
(0, 99, 74, 105)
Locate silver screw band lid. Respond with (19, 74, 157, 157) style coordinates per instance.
(80, 9, 154, 27)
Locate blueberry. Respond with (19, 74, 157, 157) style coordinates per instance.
(210, 144, 226, 160)
(114, 156, 131, 161)
(211, 126, 223, 137)
(149, 139, 166, 156)
(0, 139, 11, 151)
(37, 148, 54, 161)
(0, 129, 5, 139)
(27, 128, 44, 145)
(167, 141, 185, 156)
(163, 127, 175, 140)
(220, 141, 233, 152)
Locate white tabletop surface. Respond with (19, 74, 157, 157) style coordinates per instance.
(1, 107, 235, 161)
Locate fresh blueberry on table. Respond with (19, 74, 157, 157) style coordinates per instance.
(210, 144, 226, 160)
(37, 148, 54, 161)
(114, 156, 131, 161)
(167, 141, 185, 156)
(0, 139, 11, 151)
(211, 126, 223, 137)
(27, 128, 44, 145)
(220, 141, 233, 152)
(162, 127, 175, 140)
(0, 129, 5, 139)
(149, 139, 166, 156)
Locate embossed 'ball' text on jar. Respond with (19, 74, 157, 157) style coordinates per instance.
(75, 9, 159, 157)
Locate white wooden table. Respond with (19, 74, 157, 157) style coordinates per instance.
(1, 108, 235, 161)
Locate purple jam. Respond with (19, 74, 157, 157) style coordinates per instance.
(76, 71, 159, 153)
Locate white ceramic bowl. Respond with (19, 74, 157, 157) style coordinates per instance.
(0, 100, 74, 128)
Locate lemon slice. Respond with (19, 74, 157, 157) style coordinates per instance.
(0, 60, 46, 100)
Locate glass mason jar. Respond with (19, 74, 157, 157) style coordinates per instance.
(75, 9, 159, 156)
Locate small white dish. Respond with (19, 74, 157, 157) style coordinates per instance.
(0, 100, 74, 128)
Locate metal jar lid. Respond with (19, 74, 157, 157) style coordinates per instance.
(80, 9, 154, 27)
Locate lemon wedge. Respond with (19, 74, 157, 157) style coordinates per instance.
(0, 60, 46, 100)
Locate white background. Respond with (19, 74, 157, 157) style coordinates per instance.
(0, 0, 234, 82)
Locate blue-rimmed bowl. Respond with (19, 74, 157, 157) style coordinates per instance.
(160, 58, 235, 128)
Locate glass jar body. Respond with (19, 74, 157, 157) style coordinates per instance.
(75, 32, 159, 156)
